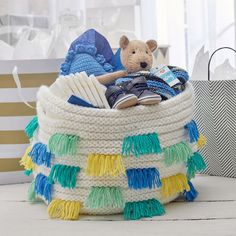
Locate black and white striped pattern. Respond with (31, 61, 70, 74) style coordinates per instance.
(191, 80, 236, 178)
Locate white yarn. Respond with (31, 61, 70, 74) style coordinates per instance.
(35, 160, 186, 214)
(37, 125, 194, 155)
(32, 81, 197, 215)
(49, 72, 110, 109)
(37, 82, 194, 117)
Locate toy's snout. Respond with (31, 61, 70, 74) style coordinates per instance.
(140, 62, 148, 69)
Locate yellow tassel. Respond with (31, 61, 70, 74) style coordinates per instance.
(197, 134, 207, 148)
(161, 173, 190, 197)
(48, 199, 82, 220)
(19, 146, 35, 171)
(86, 153, 125, 177)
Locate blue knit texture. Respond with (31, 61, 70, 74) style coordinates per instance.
(126, 167, 162, 190)
(35, 173, 52, 202)
(171, 68, 189, 83)
(147, 80, 177, 97)
(69, 53, 107, 76)
(29, 143, 52, 167)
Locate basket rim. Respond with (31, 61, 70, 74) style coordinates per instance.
(38, 82, 194, 116)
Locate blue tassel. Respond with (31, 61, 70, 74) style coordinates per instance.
(184, 181, 198, 202)
(29, 143, 52, 167)
(35, 173, 52, 202)
(185, 120, 200, 143)
(126, 167, 162, 190)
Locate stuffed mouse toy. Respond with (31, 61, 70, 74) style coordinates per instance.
(96, 35, 161, 109)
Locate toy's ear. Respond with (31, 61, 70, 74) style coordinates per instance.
(146, 39, 158, 52)
(119, 35, 129, 49)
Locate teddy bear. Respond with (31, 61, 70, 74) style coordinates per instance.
(96, 35, 162, 109)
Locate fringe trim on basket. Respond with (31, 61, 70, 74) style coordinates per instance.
(25, 116, 38, 139)
(124, 198, 165, 220)
(122, 132, 162, 157)
(161, 173, 190, 197)
(24, 169, 32, 176)
(29, 143, 52, 167)
(183, 181, 198, 202)
(197, 134, 207, 148)
(48, 164, 80, 189)
(35, 173, 52, 202)
(126, 167, 161, 190)
(85, 186, 124, 209)
(28, 179, 36, 202)
(86, 153, 125, 177)
(185, 120, 200, 143)
(48, 133, 79, 156)
(48, 199, 82, 220)
(163, 141, 193, 166)
(19, 146, 35, 173)
(187, 152, 206, 179)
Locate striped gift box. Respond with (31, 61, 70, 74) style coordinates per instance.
(0, 58, 63, 184)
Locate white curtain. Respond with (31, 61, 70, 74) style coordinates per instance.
(1, 0, 235, 69)
(155, 0, 236, 73)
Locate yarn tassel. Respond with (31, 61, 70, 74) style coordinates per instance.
(124, 198, 165, 220)
(85, 186, 124, 209)
(86, 153, 125, 177)
(163, 142, 193, 166)
(48, 133, 79, 156)
(184, 181, 198, 202)
(187, 152, 206, 179)
(122, 132, 162, 157)
(126, 167, 161, 190)
(28, 180, 36, 202)
(48, 199, 82, 220)
(161, 173, 190, 197)
(25, 116, 38, 139)
(185, 120, 200, 143)
(29, 142, 52, 167)
(24, 169, 32, 176)
(48, 164, 80, 189)
(19, 146, 35, 173)
(35, 173, 52, 202)
(197, 134, 207, 148)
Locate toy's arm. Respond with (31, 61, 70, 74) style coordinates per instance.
(96, 70, 128, 85)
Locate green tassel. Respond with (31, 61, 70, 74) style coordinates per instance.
(122, 132, 162, 157)
(85, 186, 124, 209)
(187, 152, 206, 179)
(163, 142, 193, 166)
(25, 116, 38, 139)
(48, 164, 80, 188)
(28, 180, 36, 202)
(48, 133, 79, 156)
(24, 169, 32, 176)
(124, 198, 165, 220)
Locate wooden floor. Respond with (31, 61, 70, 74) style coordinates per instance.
(0, 175, 235, 236)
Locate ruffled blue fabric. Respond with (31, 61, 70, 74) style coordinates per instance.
(60, 29, 114, 76)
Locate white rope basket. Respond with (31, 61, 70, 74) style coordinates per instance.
(21, 82, 206, 220)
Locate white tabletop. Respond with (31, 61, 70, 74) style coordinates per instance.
(0, 175, 235, 236)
